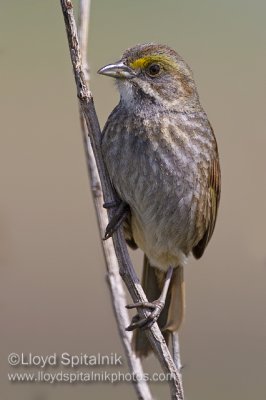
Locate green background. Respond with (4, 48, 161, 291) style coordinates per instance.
(1, 1, 266, 399)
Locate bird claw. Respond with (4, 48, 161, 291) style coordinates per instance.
(125, 300, 164, 331)
(103, 200, 120, 209)
(103, 201, 129, 240)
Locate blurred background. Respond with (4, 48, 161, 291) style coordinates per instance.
(1, 1, 266, 399)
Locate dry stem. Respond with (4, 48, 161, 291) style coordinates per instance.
(60, 1, 184, 398)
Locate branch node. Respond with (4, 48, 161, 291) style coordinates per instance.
(66, 0, 73, 9)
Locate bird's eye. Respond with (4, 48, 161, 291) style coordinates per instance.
(147, 63, 161, 76)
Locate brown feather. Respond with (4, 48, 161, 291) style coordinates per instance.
(193, 143, 221, 259)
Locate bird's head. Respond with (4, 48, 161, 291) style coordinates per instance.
(98, 43, 200, 112)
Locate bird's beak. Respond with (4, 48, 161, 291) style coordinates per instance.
(97, 61, 136, 79)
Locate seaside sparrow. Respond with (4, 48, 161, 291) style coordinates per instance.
(98, 43, 221, 356)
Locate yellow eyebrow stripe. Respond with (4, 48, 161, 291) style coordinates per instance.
(130, 57, 151, 69)
(129, 55, 175, 70)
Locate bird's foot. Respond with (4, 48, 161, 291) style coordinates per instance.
(125, 299, 165, 331)
(103, 200, 129, 240)
(125, 266, 174, 331)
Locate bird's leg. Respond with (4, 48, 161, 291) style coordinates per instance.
(103, 200, 129, 240)
(126, 266, 174, 331)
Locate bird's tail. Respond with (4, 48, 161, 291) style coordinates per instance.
(133, 255, 185, 357)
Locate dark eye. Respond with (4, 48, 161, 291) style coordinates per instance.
(147, 63, 161, 76)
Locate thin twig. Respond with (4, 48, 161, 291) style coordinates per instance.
(76, 1, 152, 399)
(60, 1, 184, 398)
(78, 0, 90, 83)
(172, 332, 182, 373)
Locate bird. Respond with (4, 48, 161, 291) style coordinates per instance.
(98, 43, 221, 357)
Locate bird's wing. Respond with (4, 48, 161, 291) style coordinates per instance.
(192, 153, 221, 259)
